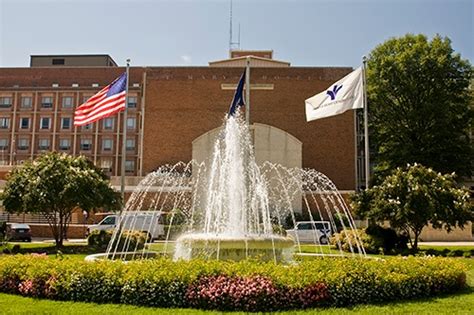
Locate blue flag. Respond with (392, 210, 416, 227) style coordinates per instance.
(228, 70, 246, 116)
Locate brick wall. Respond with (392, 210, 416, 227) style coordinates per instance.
(1, 65, 357, 190)
(28, 223, 88, 239)
(142, 67, 355, 190)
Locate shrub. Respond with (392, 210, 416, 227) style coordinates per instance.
(0, 255, 467, 310)
(87, 230, 146, 252)
(330, 226, 410, 255)
(186, 275, 280, 311)
(330, 229, 378, 254)
(425, 248, 440, 256)
(333, 213, 350, 232)
(11, 245, 20, 254)
(365, 225, 408, 254)
(0, 221, 6, 239)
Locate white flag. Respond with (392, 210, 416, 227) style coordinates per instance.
(305, 67, 363, 122)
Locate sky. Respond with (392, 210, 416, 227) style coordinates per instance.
(0, 0, 472, 68)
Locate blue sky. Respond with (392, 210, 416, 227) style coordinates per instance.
(0, 0, 472, 68)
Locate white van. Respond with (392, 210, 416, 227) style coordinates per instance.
(87, 211, 165, 240)
(286, 221, 332, 244)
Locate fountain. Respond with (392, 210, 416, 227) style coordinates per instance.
(88, 110, 365, 263)
(173, 114, 294, 262)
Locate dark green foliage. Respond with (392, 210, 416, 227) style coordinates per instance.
(0, 222, 6, 239)
(11, 245, 20, 254)
(333, 213, 350, 232)
(1, 152, 121, 247)
(284, 211, 308, 229)
(367, 34, 473, 177)
(352, 164, 473, 249)
(424, 248, 472, 258)
(365, 225, 408, 254)
(87, 230, 146, 251)
(0, 255, 467, 310)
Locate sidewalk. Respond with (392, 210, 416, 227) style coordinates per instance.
(29, 238, 87, 244)
(418, 241, 474, 247)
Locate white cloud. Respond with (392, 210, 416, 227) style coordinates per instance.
(180, 55, 192, 64)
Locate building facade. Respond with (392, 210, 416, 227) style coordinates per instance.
(0, 53, 361, 192)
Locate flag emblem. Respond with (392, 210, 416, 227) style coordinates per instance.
(74, 73, 127, 126)
(326, 84, 343, 100)
(228, 70, 246, 117)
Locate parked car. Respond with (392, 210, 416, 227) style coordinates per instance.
(7, 223, 32, 242)
(286, 221, 332, 244)
(86, 211, 165, 241)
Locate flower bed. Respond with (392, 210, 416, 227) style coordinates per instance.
(0, 255, 467, 311)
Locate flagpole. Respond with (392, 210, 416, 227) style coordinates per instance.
(245, 56, 250, 124)
(121, 59, 130, 207)
(362, 56, 370, 189)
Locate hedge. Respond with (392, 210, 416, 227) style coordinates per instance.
(0, 255, 467, 311)
(87, 230, 146, 252)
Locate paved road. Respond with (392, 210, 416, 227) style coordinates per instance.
(21, 238, 474, 247)
(418, 241, 474, 247)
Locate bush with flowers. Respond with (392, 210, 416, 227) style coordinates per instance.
(0, 254, 467, 311)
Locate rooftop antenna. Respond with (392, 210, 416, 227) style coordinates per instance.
(229, 0, 240, 55)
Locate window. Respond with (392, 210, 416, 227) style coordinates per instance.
(127, 96, 137, 108)
(101, 216, 116, 225)
(126, 117, 136, 130)
(82, 123, 92, 131)
(103, 118, 114, 130)
(102, 139, 113, 151)
(20, 97, 32, 108)
(80, 139, 92, 151)
(18, 138, 29, 150)
(62, 97, 74, 108)
(126, 138, 135, 151)
(100, 158, 113, 168)
(0, 139, 8, 150)
(0, 117, 10, 129)
(52, 58, 65, 65)
(40, 117, 50, 129)
(296, 223, 312, 230)
(100, 158, 113, 173)
(125, 160, 135, 173)
(61, 117, 71, 129)
(20, 117, 30, 129)
(41, 97, 53, 108)
(38, 139, 50, 150)
(59, 139, 70, 150)
(0, 97, 12, 108)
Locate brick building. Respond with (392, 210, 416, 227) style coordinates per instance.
(1, 52, 471, 242)
(0, 52, 363, 194)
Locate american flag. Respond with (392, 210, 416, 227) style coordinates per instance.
(74, 72, 127, 126)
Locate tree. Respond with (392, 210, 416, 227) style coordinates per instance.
(1, 152, 121, 247)
(367, 34, 473, 177)
(351, 164, 473, 250)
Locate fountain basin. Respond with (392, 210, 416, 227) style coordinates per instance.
(174, 233, 294, 262)
(85, 251, 160, 262)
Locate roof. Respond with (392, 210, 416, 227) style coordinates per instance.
(209, 55, 290, 68)
(30, 54, 115, 58)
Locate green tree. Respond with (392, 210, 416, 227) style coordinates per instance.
(351, 164, 473, 250)
(367, 34, 473, 177)
(1, 152, 121, 247)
